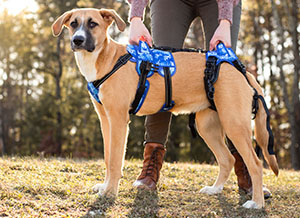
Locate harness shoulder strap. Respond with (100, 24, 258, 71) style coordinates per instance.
(93, 53, 132, 88)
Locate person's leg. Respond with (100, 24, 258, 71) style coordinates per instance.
(231, 1, 242, 51)
(144, 0, 196, 145)
(133, 0, 196, 190)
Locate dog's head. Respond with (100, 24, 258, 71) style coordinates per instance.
(52, 8, 126, 52)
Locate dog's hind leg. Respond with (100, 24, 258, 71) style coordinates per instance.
(91, 100, 111, 193)
(218, 110, 264, 208)
(213, 66, 264, 208)
(195, 109, 235, 195)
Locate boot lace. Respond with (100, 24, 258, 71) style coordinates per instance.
(144, 147, 164, 182)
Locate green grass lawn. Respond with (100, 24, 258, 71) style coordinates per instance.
(0, 157, 299, 217)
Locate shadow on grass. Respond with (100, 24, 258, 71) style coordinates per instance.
(217, 193, 269, 217)
(81, 195, 116, 218)
(127, 189, 159, 218)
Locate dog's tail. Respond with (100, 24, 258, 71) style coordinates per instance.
(246, 73, 279, 176)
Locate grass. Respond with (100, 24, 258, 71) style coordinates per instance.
(0, 157, 299, 217)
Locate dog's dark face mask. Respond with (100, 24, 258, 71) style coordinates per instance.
(70, 18, 96, 52)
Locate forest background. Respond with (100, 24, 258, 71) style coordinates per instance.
(0, 0, 299, 170)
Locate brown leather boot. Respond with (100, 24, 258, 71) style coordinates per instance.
(232, 152, 252, 193)
(133, 143, 166, 190)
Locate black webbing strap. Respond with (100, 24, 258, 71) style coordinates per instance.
(204, 56, 219, 111)
(255, 140, 261, 157)
(189, 56, 218, 138)
(163, 67, 174, 110)
(93, 53, 132, 88)
(252, 89, 259, 119)
(188, 113, 198, 138)
(129, 61, 151, 114)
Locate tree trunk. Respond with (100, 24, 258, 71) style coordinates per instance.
(0, 118, 4, 156)
(1, 51, 13, 155)
(270, 0, 299, 170)
(289, 0, 300, 170)
(0, 84, 4, 155)
(55, 34, 63, 156)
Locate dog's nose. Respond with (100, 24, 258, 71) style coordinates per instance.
(73, 36, 85, 46)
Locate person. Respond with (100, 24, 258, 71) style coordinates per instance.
(127, 0, 270, 197)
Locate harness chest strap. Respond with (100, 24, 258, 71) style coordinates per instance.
(87, 53, 132, 104)
(87, 52, 149, 114)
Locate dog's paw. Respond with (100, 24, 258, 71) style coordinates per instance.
(93, 183, 118, 197)
(200, 185, 223, 195)
(242, 200, 262, 209)
(92, 183, 107, 193)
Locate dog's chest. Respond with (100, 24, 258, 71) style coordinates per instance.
(75, 50, 100, 82)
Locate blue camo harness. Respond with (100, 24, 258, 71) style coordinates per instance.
(87, 41, 275, 155)
(88, 42, 240, 114)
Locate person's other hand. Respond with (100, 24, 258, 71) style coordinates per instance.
(129, 17, 152, 46)
(209, 19, 231, 50)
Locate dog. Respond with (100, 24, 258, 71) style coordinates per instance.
(52, 8, 279, 209)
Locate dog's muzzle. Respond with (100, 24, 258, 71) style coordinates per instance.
(71, 35, 95, 52)
(73, 35, 85, 47)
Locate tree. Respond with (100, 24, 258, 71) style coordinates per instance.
(270, 0, 300, 170)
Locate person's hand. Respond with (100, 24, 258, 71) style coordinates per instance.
(129, 17, 152, 46)
(209, 19, 231, 50)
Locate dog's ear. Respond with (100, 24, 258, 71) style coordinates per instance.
(99, 9, 126, 32)
(52, 11, 73, 37)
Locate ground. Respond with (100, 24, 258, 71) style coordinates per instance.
(0, 157, 299, 217)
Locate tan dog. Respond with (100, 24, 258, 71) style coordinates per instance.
(52, 8, 278, 209)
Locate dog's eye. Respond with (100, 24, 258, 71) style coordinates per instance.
(70, 20, 78, 28)
(89, 21, 98, 29)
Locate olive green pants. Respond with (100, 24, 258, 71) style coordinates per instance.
(145, 0, 242, 146)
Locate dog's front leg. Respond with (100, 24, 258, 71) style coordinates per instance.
(91, 100, 111, 193)
(98, 109, 130, 196)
